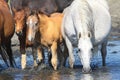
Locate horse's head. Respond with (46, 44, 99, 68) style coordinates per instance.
(13, 9, 26, 36)
(26, 11, 39, 42)
(78, 31, 93, 73)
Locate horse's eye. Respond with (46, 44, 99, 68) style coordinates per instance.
(78, 49, 81, 52)
(91, 48, 94, 52)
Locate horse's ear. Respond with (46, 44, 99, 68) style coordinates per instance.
(88, 32, 91, 37)
(12, 7, 16, 12)
(79, 33, 81, 38)
(38, 11, 43, 18)
(88, 33, 90, 37)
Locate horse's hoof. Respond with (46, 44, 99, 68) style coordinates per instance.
(53, 65, 57, 70)
(27, 66, 38, 72)
(37, 63, 48, 71)
(23, 66, 32, 71)
(58, 66, 65, 70)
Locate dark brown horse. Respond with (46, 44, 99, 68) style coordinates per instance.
(0, 0, 15, 67)
(10, 0, 73, 69)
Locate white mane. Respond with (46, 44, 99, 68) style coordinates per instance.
(69, 0, 94, 38)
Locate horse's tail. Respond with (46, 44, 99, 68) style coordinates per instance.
(0, 46, 10, 67)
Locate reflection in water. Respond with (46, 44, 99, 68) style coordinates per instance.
(46, 71, 61, 80)
(0, 74, 14, 80)
(80, 74, 93, 80)
(0, 40, 120, 80)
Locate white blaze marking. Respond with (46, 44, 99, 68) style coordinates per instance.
(28, 18, 33, 41)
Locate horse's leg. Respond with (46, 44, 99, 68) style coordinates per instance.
(62, 39, 69, 66)
(101, 39, 108, 66)
(0, 46, 9, 67)
(19, 35, 26, 69)
(57, 40, 68, 68)
(5, 40, 16, 67)
(37, 46, 49, 71)
(37, 46, 44, 65)
(57, 43, 63, 68)
(32, 42, 38, 68)
(51, 41, 58, 70)
(48, 50, 52, 66)
(65, 37, 74, 68)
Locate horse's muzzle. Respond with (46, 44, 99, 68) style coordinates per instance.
(16, 30, 23, 36)
(82, 67, 92, 74)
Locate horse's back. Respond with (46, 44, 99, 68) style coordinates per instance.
(87, 0, 109, 10)
(39, 13, 63, 44)
(0, 0, 14, 40)
(49, 13, 63, 41)
(87, 0, 111, 44)
(50, 13, 63, 26)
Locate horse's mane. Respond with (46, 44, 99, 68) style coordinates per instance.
(71, 0, 94, 36)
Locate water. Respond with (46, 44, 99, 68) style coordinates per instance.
(0, 37, 120, 80)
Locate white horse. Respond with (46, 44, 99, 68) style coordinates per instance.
(62, 0, 111, 73)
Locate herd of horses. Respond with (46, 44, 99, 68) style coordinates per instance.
(0, 0, 111, 73)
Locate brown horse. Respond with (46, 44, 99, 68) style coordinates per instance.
(26, 12, 68, 70)
(0, 0, 15, 67)
(10, 0, 72, 69)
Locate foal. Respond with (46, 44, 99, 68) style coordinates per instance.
(26, 12, 67, 70)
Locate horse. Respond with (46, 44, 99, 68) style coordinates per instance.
(0, 0, 15, 67)
(26, 11, 68, 70)
(10, 0, 72, 69)
(54, 0, 73, 12)
(61, 0, 111, 73)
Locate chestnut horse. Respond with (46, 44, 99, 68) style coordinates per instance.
(26, 12, 68, 70)
(10, 0, 72, 69)
(0, 0, 15, 67)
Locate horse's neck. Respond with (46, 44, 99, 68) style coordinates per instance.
(39, 14, 48, 26)
(39, 14, 49, 33)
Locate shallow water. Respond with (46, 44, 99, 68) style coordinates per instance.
(0, 36, 120, 80)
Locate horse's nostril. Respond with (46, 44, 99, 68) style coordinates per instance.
(16, 32, 19, 35)
(16, 31, 23, 36)
(19, 31, 23, 35)
(82, 68, 92, 74)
